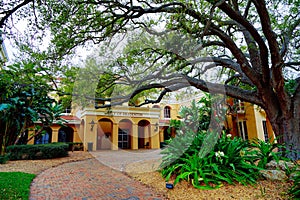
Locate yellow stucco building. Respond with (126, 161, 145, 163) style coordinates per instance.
(27, 96, 275, 151)
(225, 99, 275, 142)
(27, 102, 181, 151)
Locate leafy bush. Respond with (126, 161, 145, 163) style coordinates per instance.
(160, 94, 261, 189)
(0, 154, 10, 164)
(6, 143, 69, 160)
(0, 172, 36, 200)
(160, 131, 260, 189)
(67, 142, 84, 151)
(289, 170, 300, 198)
(247, 138, 286, 168)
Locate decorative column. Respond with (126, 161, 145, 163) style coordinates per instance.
(151, 123, 160, 149)
(52, 127, 59, 143)
(27, 129, 35, 144)
(85, 116, 97, 151)
(111, 123, 119, 150)
(131, 124, 138, 150)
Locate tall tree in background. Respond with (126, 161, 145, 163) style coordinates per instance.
(0, 62, 64, 154)
(1, 1, 300, 159)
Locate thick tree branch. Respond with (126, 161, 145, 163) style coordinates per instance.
(216, 1, 270, 84)
(0, 0, 33, 28)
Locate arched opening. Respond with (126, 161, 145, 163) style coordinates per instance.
(153, 105, 160, 108)
(118, 119, 132, 149)
(163, 126, 171, 141)
(97, 118, 113, 150)
(138, 120, 150, 149)
(58, 126, 74, 143)
(164, 106, 171, 118)
(35, 127, 52, 144)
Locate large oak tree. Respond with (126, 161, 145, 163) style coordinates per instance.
(1, 0, 300, 159)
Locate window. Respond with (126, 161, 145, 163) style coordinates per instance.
(118, 129, 129, 149)
(35, 128, 52, 144)
(237, 121, 248, 140)
(58, 130, 67, 142)
(164, 106, 171, 118)
(234, 99, 245, 113)
(262, 120, 269, 142)
(35, 133, 50, 144)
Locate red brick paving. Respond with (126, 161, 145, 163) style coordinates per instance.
(30, 158, 167, 200)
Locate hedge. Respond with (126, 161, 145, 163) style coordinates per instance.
(0, 154, 9, 164)
(6, 143, 69, 160)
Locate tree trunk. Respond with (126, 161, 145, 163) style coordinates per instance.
(282, 118, 300, 160)
(270, 114, 300, 161)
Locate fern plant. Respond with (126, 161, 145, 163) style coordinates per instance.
(289, 170, 300, 198)
(247, 138, 286, 168)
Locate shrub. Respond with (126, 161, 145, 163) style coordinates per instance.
(160, 132, 260, 189)
(0, 154, 10, 164)
(67, 142, 84, 151)
(289, 170, 300, 198)
(160, 94, 263, 189)
(247, 138, 287, 168)
(6, 143, 69, 160)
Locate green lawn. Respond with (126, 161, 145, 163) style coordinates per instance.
(0, 172, 36, 200)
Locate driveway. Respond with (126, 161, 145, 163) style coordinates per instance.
(90, 149, 163, 173)
(30, 149, 165, 200)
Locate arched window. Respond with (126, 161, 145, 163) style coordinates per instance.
(35, 127, 52, 144)
(164, 106, 171, 118)
(58, 126, 74, 143)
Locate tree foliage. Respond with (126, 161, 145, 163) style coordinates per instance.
(0, 62, 63, 154)
(1, 0, 300, 159)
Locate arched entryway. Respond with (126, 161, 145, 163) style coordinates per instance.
(138, 120, 150, 149)
(163, 126, 171, 141)
(97, 118, 113, 150)
(58, 126, 74, 143)
(118, 119, 132, 149)
(35, 127, 52, 144)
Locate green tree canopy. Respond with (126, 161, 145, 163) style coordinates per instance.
(1, 0, 300, 159)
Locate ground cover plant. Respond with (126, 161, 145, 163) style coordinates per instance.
(0, 172, 36, 200)
(289, 170, 300, 199)
(160, 130, 261, 189)
(160, 95, 292, 190)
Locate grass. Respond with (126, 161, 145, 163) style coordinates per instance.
(0, 172, 36, 200)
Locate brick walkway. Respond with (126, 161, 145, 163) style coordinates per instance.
(30, 151, 166, 200)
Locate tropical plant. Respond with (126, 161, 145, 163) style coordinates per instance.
(289, 170, 300, 199)
(247, 138, 287, 168)
(160, 95, 260, 189)
(161, 131, 260, 189)
(0, 63, 64, 154)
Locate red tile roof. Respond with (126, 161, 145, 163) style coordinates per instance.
(60, 115, 80, 121)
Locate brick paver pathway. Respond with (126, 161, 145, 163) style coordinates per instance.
(30, 158, 166, 200)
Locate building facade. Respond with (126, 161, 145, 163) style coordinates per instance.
(27, 96, 274, 150)
(226, 99, 275, 142)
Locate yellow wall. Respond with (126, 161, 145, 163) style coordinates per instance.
(225, 100, 275, 142)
